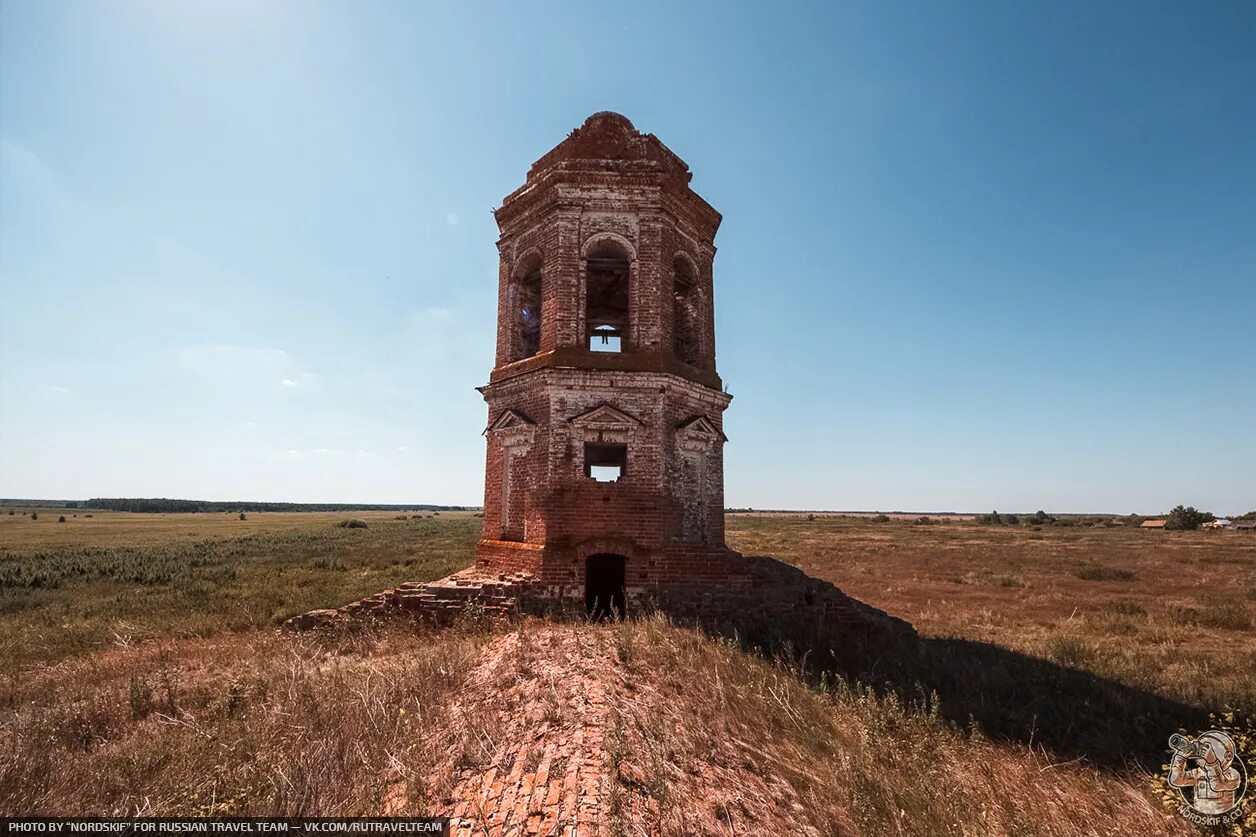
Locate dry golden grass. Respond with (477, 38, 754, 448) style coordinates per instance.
(0, 625, 490, 815)
(1, 510, 1252, 833)
(0, 616, 1195, 835)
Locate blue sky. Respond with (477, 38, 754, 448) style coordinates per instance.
(2, 1, 1253, 513)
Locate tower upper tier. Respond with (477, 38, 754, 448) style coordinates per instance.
(489, 112, 724, 391)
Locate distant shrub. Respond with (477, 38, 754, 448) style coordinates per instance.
(1164, 505, 1213, 531)
(395, 514, 409, 520)
(337, 519, 369, 529)
(58, 515, 66, 523)
(806, 513, 816, 521)
(1031, 510, 1055, 525)
(1105, 601, 1147, 616)
(312, 557, 347, 571)
(85, 513, 93, 518)
(1047, 636, 1092, 667)
(30, 512, 37, 520)
(914, 516, 932, 525)
(1075, 563, 1136, 581)
(1170, 596, 1251, 631)
(872, 514, 890, 523)
(978, 510, 1019, 525)
(238, 512, 247, 521)
(7, 510, 13, 516)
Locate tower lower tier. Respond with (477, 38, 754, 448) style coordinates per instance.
(477, 367, 733, 590)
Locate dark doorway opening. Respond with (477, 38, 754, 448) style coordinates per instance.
(585, 554, 626, 620)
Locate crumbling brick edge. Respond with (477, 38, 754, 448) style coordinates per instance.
(282, 554, 915, 641)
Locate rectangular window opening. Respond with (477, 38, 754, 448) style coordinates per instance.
(585, 442, 626, 482)
(589, 326, 622, 353)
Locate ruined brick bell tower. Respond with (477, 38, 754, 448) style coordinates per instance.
(476, 112, 735, 616)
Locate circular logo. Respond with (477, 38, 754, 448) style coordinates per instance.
(1166, 730, 1247, 819)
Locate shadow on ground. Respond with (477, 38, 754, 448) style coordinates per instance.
(672, 555, 1209, 773)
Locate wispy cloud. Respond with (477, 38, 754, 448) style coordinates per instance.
(36, 384, 70, 396)
(445, 211, 459, 226)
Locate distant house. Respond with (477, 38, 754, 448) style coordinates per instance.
(1140, 519, 1167, 529)
(1202, 519, 1231, 530)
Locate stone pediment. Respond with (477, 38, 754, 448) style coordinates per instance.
(485, 409, 536, 434)
(569, 404, 642, 430)
(676, 415, 727, 443)
(570, 404, 640, 445)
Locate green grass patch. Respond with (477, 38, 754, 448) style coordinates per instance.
(0, 516, 479, 669)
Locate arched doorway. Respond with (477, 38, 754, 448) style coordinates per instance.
(585, 554, 626, 620)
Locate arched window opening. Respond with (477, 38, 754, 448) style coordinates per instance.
(673, 256, 699, 365)
(511, 255, 543, 361)
(585, 242, 630, 353)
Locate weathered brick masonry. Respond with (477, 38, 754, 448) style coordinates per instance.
(286, 113, 909, 637)
(476, 112, 736, 612)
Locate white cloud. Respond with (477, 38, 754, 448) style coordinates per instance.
(281, 379, 298, 388)
(445, 212, 459, 226)
(36, 384, 70, 395)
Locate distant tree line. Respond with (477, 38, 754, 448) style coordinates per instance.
(978, 510, 1057, 526)
(83, 498, 470, 513)
(974, 505, 1235, 531)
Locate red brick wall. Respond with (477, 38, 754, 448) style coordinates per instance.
(478, 113, 735, 594)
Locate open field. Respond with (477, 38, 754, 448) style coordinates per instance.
(0, 511, 480, 669)
(1, 511, 1253, 832)
(728, 513, 1256, 717)
(0, 508, 479, 549)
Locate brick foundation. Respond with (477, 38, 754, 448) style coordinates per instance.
(283, 554, 913, 641)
